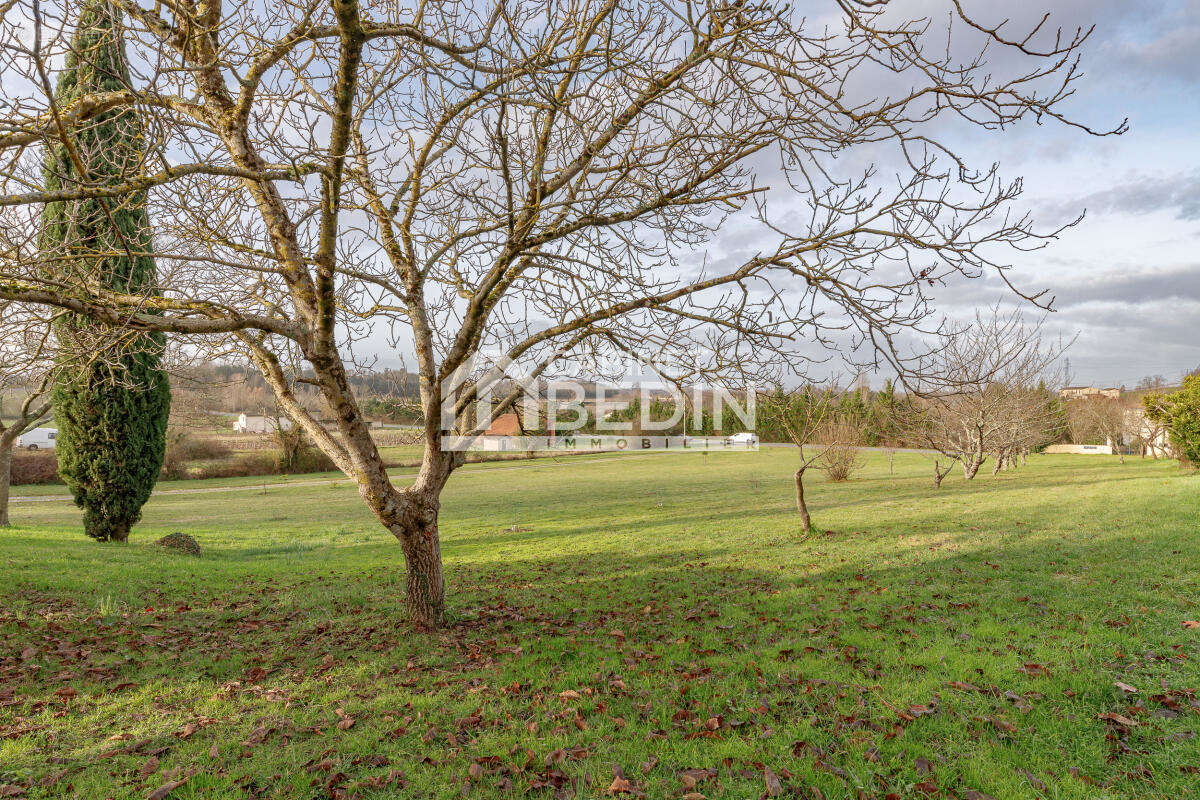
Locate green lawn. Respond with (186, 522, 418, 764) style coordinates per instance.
(1, 451, 1197, 799)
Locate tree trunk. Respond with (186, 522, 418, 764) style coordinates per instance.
(934, 460, 950, 488)
(794, 467, 811, 533)
(361, 484, 449, 629)
(396, 507, 445, 628)
(0, 443, 11, 527)
(85, 517, 130, 542)
(963, 453, 981, 480)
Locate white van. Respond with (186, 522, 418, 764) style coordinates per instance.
(724, 431, 759, 447)
(16, 427, 58, 450)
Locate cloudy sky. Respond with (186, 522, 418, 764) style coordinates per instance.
(916, 0, 1199, 387)
(349, 0, 1197, 390)
(316, 0, 1200, 388)
(17, 0, 1187, 388)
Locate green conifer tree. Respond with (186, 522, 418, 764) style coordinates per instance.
(41, 0, 170, 542)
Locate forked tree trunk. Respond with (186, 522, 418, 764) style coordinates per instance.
(933, 459, 954, 488)
(272, 341, 451, 628)
(963, 452, 982, 480)
(794, 466, 811, 533)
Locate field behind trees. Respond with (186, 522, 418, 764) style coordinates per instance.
(2, 451, 1198, 799)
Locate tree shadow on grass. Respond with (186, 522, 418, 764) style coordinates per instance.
(1, 475, 1196, 798)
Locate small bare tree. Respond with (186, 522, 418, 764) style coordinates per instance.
(0, 0, 1122, 625)
(989, 382, 1063, 471)
(1064, 399, 1103, 446)
(1084, 395, 1131, 463)
(904, 308, 1066, 483)
(816, 415, 864, 483)
(761, 385, 862, 534)
(1133, 396, 1170, 459)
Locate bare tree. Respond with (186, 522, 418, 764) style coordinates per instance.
(0, 0, 1121, 626)
(0, 305, 54, 527)
(1064, 399, 1101, 445)
(1081, 395, 1131, 463)
(760, 385, 847, 534)
(931, 458, 957, 489)
(1132, 396, 1170, 459)
(904, 308, 1066, 482)
(816, 415, 864, 484)
(989, 382, 1063, 471)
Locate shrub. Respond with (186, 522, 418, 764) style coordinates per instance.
(271, 425, 335, 475)
(278, 444, 335, 475)
(10, 450, 61, 485)
(191, 453, 277, 480)
(161, 431, 233, 480)
(1145, 377, 1200, 467)
(818, 417, 864, 482)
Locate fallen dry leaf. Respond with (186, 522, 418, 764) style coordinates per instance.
(1018, 769, 1047, 792)
(963, 790, 997, 800)
(138, 756, 159, 779)
(146, 777, 188, 800)
(763, 767, 784, 798)
(1098, 712, 1138, 728)
(608, 776, 633, 794)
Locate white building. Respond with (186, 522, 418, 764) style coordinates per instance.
(233, 413, 293, 434)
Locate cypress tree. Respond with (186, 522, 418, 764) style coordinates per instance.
(41, 0, 170, 542)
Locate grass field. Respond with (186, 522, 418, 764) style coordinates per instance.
(2, 450, 1198, 799)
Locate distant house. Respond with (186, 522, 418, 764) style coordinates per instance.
(233, 413, 293, 434)
(1059, 386, 1122, 400)
(485, 413, 523, 436)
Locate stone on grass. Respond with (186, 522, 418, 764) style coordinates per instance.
(156, 532, 200, 556)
